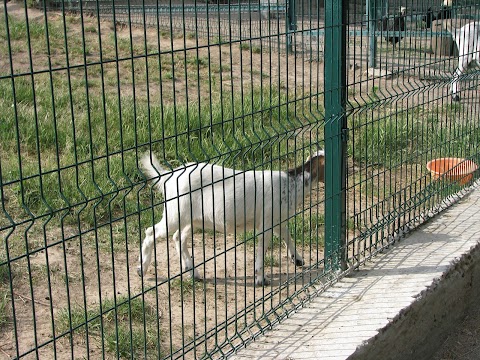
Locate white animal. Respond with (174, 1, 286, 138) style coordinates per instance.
(444, 20, 480, 101)
(137, 150, 325, 286)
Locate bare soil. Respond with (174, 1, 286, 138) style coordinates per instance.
(433, 307, 480, 360)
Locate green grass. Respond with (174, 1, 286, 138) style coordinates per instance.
(239, 42, 262, 54)
(0, 78, 303, 228)
(57, 296, 159, 358)
(105, 322, 157, 359)
(170, 277, 203, 293)
(348, 108, 480, 166)
(0, 14, 47, 43)
(251, 45, 262, 54)
(0, 290, 9, 329)
(290, 213, 325, 247)
(0, 14, 89, 71)
(263, 255, 279, 267)
(0, 43, 305, 221)
(0, 258, 9, 330)
(0, 10, 318, 234)
(368, 86, 380, 103)
(185, 55, 209, 67)
(0, 258, 10, 285)
(241, 213, 325, 249)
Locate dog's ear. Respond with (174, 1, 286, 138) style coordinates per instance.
(287, 150, 325, 183)
(309, 152, 325, 183)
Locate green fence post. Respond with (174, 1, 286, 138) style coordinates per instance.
(324, 0, 347, 272)
(367, 0, 378, 68)
(286, 0, 297, 53)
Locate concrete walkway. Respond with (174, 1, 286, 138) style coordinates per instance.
(233, 185, 480, 360)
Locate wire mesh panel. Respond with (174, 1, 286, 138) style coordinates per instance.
(0, 0, 326, 358)
(41, 0, 295, 53)
(1, 0, 480, 358)
(345, 0, 480, 268)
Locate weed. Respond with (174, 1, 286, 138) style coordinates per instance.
(368, 86, 380, 102)
(263, 255, 279, 267)
(239, 213, 325, 249)
(0, 258, 11, 285)
(240, 43, 250, 51)
(104, 322, 159, 359)
(170, 277, 202, 294)
(159, 29, 169, 37)
(444, 102, 462, 114)
(239, 42, 261, 54)
(0, 291, 9, 329)
(56, 296, 159, 358)
(290, 213, 325, 246)
(251, 45, 262, 54)
(84, 25, 97, 33)
(186, 55, 208, 67)
(56, 306, 98, 336)
(1, 14, 45, 42)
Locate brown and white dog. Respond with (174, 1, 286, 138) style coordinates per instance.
(137, 150, 325, 286)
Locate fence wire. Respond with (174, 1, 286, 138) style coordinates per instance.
(0, 0, 479, 359)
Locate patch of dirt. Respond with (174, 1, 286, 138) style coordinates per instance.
(432, 307, 480, 360)
(0, 217, 325, 358)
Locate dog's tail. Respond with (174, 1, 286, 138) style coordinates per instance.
(140, 152, 170, 194)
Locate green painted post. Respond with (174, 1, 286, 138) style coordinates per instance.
(286, 0, 297, 53)
(367, 0, 378, 68)
(324, 0, 347, 272)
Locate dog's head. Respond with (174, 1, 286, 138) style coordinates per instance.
(305, 150, 325, 183)
(288, 150, 325, 185)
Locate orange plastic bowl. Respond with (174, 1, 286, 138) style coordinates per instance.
(426, 157, 478, 185)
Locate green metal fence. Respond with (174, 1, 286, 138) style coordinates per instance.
(1, 0, 479, 358)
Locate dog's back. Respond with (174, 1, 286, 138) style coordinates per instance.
(453, 22, 480, 62)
